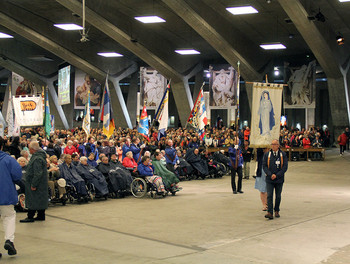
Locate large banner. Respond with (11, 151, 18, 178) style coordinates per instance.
(12, 95, 43, 126)
(12, 72, 41, 96)
(140, 67, 167, 109)
(209, 65, 238, 108)
(284, 60, 316, 108)
(250, 83, 283, 148)
(58, 65, 71, 105)
(74, 70, 102, 109)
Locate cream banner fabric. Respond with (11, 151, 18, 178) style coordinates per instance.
(12, 95, 43, 126)
(250, 82, 283, 148)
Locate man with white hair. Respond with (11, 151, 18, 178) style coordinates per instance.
(20, 141, 48, 223)
(0, 145, 22, 256)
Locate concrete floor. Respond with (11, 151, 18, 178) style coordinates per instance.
(1, 149, 350, 264)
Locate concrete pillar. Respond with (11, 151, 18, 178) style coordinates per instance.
(305, 108, 315, 129)
(127, 71, 138, 128)
(193, 71, 204, 101)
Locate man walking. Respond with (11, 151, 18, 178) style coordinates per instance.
(263, 140, 288, 219)
(20, 141, 48, 223)
(0, 148, 22, 257)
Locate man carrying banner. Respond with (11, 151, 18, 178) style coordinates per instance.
(228, 137, 244, 194)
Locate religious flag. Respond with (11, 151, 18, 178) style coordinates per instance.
(198, 90, 208, 140)
(44, 87, 51, 139)
(102, 78, 115, 139)
(82, 87, 91, 136)
(138, 102, 150, 141)
(6, 86, 20, 137)
(155, 84, 169, 140)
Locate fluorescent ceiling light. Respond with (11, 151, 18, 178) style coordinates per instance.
(260, 43, 286, 50)
(339, 0, 350, 2)
(97, 52, 123, 57)
(175, 49, 200, 55)
(134, 16, 166, 23)
(28, 55, 54, 62)
(226, 6, 258, 15)
(0, 32, 14, 38)
(54, 24, 83, 30)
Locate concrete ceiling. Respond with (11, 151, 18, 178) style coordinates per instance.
(0, 0, 349, 81)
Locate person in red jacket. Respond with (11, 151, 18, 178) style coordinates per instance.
(63, 140, 77, 156)
(302, 135, 311, 149)
(122, 151, 138, 171)
(244, 127, 250, 142)
(338, 131, 348, 156)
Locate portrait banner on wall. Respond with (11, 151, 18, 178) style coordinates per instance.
(250, 83, 283, 148)
(12, 72, 41, 96)
(12, 95, 43, 126)
(140, 67, 167, 110)
(284, 60, 316, 108)
(209, 65, 238, 108)
(58, 65, 71, 105)
(74, 69, 102, 109)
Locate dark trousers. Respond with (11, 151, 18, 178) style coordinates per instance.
(166, 163, 175, 173)
(266, 182, 283, 214)
(28, 209, 45, 220)
(231, 166, 243, 192)
(340, 145, 346, 154)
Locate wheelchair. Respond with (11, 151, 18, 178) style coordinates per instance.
(130, 175, 175, 199)
(14, 183, 27, 212)
(86, 182, 108, 201)
(65, 184, 92, 203)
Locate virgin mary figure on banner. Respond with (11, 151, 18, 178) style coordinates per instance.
(258, 91, 275, 137)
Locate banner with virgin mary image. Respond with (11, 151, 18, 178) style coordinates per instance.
(250, 82, 283, 148)
(140, 67, 167, 110)
(209, 65, 238, 108)
(12, 72, 42, 96)
(284, 60, 316, 108)
(74, 69, 102, 109)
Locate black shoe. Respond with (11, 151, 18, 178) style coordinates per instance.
(20, 218, 34, 223)
(0, 252, 2, 258)
(238, 190, 244, 193)
(275, 211, 280, 218)
(233, 191, 237, 194)
(264, 213, 274, 220)
(34, 217, 45, 221)
(4, 240, 16, 256)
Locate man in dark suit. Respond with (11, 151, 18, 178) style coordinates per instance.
(263, 140, 288, 219)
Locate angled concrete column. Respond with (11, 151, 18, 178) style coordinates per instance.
(109, 64, 138, 129)
(56, 0, 191, 127)
(127, 72, 139, 128)
(278, 0, 349, 134)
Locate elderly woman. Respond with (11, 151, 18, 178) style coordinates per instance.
(138, 156, 166, 195)
(63, 140, 77, 155)
(87, 152, 98, 167)
(76, 157, 109, 198)
(122, 151, 137, 171)
(16, 157, 28, 194)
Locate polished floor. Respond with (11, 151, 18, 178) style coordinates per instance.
(1, 149, 350, 264)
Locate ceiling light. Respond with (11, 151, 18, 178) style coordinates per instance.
(336, 34, 345, 45)
(134, 16, 166, 23)
(339, 0, 350, 2)
(226, 6, 258, 15)
(97, 52, 123, 57)
(274, 67, 280, 76)
(260, 43, 286, 50)
(175, 49, 200, 55)
(54, 24, 83, 30)
(0, 32, 14, 38)
(28, 55, 54, 61)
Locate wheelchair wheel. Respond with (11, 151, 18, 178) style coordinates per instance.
(131, 178, 148, 198)
(18, 193, 26, 211)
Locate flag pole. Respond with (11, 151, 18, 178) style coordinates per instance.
(235, 61, 240, 137)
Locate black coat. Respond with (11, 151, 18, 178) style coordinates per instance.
(59, 163, 87, 195)
(76, 164, 109, 196)
(262, 150, 288, 184)
(185, 149, 209, 176)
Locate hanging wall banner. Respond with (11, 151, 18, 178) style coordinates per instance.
(250, 83, 283, 148)
(12, 95, 43, 126)
(140, 67, 167, 109)
(58, 65, 71, 105)
(209, 65, 238, 108)
(284, 60, 316, 108)
(12, 72, 41, 96)
(74, 69, 102, 109)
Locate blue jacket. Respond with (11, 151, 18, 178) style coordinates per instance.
(263, 150, 288, 184)
(228, 147, 243, 168)
(122, 144, 130, 160)
(164, 147, 179, 165)
(0, 151, 22, 205)
(130, 144, 141, 161)
(137, 163, 155, 176)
